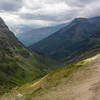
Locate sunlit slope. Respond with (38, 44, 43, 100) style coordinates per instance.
(1, 53, 100, 100)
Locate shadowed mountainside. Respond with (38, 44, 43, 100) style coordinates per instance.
(30, 17, 100, 62)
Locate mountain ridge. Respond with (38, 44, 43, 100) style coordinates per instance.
(30, 16, 100, 61)
(0, 17, 57, 95)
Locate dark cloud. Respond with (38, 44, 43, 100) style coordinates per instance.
(64, 0, 95, 7)
(0, 0, 100, 26)
(0, 0, 23, 11)
(20, 9, 80, 22)
(20, 14, 58, 21)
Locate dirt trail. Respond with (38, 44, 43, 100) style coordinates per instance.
(0, 88, 23, 100)
(32, 54, 100, 100)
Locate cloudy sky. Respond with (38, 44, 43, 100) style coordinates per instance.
(0, 0, 100, 28)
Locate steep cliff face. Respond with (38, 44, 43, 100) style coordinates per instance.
(0, 18, 23, 51)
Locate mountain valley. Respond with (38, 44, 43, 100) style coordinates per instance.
(0, 16, 100, 100)
(16, 24, 67, 46)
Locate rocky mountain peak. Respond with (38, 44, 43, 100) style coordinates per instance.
(0, 17, 8, 29)
(0, 17, 22, 50)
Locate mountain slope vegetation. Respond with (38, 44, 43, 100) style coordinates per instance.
(20, 54, 100, 100)
(1, 53, 100, 100)
(0, 17, 57, 95)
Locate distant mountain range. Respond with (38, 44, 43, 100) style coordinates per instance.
(9, 24, 34, 35)
(30, 17, 100, 62)
(16, 23, 68, 46)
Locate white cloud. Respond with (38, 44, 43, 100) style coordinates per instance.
(0, 0, 100, 27)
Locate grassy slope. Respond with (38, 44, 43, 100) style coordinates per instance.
(1, 52, 100, 100)
(0, 18, 59, 96)
(0, 47, 57, 95)
(19, 53, 100, 100)
(17, 59, 91, 100)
